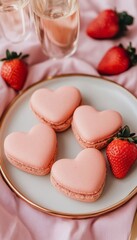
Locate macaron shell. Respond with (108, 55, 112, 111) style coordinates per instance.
(30, 86, 82, 124)
(51, 148, 106, 195)
(32, 113, 72, 132)
(4, 124, 57, 173)
(72, 105, 123, 142)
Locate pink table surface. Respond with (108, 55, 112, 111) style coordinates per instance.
(0, 0, 137, 239)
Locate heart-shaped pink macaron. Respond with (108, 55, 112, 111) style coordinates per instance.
(72, 105, 123, 149)
(51, 148, 106, 202)
(30, 86, 81, 132)
(4, 124, 57, 175)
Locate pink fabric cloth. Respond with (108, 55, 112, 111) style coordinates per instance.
(0, 0, 137, 239)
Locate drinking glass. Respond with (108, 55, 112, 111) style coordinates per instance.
(30, 0, 80, 58)
(0, 0, 32, 43)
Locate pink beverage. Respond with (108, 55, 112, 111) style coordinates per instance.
(31, 0, 80, 58)
(0, 0, 32, 43)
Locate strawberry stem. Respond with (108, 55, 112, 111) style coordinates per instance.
(0, 49, 29, 61)
(118, 42, 137, 66)
(118, 11, 134, 32)
(113, 125, 137, 144)
(126, 42, 137, 65)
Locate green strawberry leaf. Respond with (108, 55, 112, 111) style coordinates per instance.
(11, 51, 18, 59)
(18, 52, 22, 58)
(132, 136, 137, 142)
(127, 42, 137, 65)
(6, 49, 11, 59)
(129, 133, 136, 137)
(128, 137, 135, 142)
(121, 125, 130, 137)
(117, 131, 122, 137)
(0, 50, 29, 61)
(111, 125, 137, 144)
(21, 54, 29, 59)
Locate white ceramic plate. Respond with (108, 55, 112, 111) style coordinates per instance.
(0, 74, 137, 219)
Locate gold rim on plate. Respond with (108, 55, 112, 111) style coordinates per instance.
(0, 73, 137, 219)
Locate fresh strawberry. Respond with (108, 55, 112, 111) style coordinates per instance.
(87, 9, 134, 39)
(106, 126, 137, 179)
(1, 50, 29, 91)
(97, 43, 137, 75)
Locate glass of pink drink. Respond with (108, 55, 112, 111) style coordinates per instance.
(30, 0, 80, 58)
